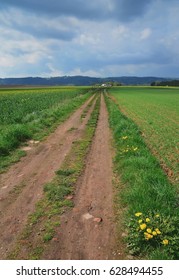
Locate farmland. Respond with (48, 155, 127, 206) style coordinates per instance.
(109, 87, 179, 187)
(106, 86, 179, 259)
(0, 86, 178, 260)
(0, 86, 91, 171)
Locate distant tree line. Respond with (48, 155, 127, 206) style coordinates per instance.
(151, 80, 179, 87)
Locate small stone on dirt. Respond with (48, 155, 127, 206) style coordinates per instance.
(121, 232, 128, 238)
(65, 195, 73, 200)
(21, 146, 32, 151)
(17, 174, 24, 178)
(52, 238, 59, 242)
(93, 217, 103, 223)
(29, 140, 40, 144)
(82, 213, 93, 220)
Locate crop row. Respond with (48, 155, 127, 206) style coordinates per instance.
(0, 87, 87, 125)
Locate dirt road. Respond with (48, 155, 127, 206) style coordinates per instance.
(43, 94, 117, 260)
(0, 95, 95, 259)
(0, 93, 125, 260)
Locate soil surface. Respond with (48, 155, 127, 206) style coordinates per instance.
(43, 94, 121, 260)
(0, 95, 95, 259)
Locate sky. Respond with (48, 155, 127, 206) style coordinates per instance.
(0, 0, 179, 78)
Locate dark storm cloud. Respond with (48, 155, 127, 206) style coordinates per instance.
(113, 0, 154, 21)
(0, 0, 155, 22)
(13, 21, 76, 41)
(0, 0, 108, 20)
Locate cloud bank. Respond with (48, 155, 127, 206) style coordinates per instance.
(0, 0, 179, 77)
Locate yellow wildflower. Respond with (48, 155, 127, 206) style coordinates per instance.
(144, 232, 153, 240)
(162, 239, 169, 245)
(147, 228, 152, 234)
(155, 214, 160, 218)
(152, 231, 157, 236)
(140, 223, 147, 230)
(138, 219, 143, 224)
(155, 228, 161, 235)
(135, 212, 142, 217)
(146, 218, 150, 223)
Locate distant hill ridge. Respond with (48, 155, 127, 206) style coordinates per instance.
(0, 76, 175, 86)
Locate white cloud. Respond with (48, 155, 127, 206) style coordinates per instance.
(112, 25, 129, 38)
(68, 68, 102, 77)
(44, 63, 65, 77)
(140, 28, 152, 40)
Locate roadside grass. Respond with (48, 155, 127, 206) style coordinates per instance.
(110, 87, 179, 187)
(0, 90, 91, 172)
(7, 94, 100, 260)
(105, 94, 179, 260)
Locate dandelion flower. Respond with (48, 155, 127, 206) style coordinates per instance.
(152, 231, 157, 236)
(140, 223, 147, 230)
(138, 219, 143, 224)
(155, 214, 160, 218)
(146, 218, 150, 223)
(147, 228, 152, 234)
(162, 239, 169, 245)
(144, 232, 153, 240)
(135, 212, 142, 217)
(155, 228, 161, 235)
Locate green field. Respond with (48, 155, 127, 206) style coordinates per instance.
(105, 89, 179, 260)
(109, 87, 179, 186)
(0, 86, 91, 170)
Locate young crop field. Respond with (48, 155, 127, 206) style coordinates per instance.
(0, 86, 91, 171)
(109, 87, 179, 187)
(105, 89, 179, 260)
(0, 87, 87, 125)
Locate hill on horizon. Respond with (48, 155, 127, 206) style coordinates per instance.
(0, 76, 175, 86)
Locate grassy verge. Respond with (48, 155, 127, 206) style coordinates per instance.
(8, 95, 100, 260)
(109, 87, 179, 187)
(105, 94, 179, 260)
(0, 92, 91, 173)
